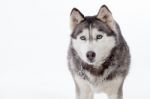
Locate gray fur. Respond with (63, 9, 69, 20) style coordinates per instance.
(71, 16, 115, 39)
(68, 5, 130, 99)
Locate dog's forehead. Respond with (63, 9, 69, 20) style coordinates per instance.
(71, 16, 115, 38)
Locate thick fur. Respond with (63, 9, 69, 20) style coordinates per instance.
(68, 5, 130, 99)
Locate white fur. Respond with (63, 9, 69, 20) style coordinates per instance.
(72, 28, 116, 67)
(75, 74, 123, 99)
(108, 95, 122, 99)
(75, 75, 94, 99)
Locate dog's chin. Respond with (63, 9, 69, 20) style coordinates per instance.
(86, 59, 95, 65)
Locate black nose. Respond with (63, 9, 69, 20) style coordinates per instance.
(86, 51, 96, 61)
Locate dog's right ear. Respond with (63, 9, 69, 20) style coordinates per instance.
(96, 5, 117, 33)
(70, 8, 84, 30)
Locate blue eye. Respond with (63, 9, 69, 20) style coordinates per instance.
(80, 36, 86, 40)
(96, 35, 103, 40)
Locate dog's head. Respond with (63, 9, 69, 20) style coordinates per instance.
(70, 5, 118, 66)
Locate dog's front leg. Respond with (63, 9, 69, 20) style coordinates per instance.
(76, 87, 93, 99)
(75, 82, 93, 99)
(79, 88, 93, 99)
(108, 94, 122, 99)
(75, 76, 93, 99)
(107, 87, 123, 99)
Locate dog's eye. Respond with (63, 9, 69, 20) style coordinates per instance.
(80, 36, 86, 40)
(96, 35, 103, 40)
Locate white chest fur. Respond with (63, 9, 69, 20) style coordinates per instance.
(74, 73, 123, 95)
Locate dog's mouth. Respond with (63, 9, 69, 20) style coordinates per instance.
(87, 59, 95, 64)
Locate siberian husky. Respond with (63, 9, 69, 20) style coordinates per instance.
(68, 5, 130, 99)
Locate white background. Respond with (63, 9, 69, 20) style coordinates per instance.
(0, 0, 150, 99)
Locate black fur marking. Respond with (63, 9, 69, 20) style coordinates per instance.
(81, 47, 116, 77)
(71, 16, 116, 39)
(71, 42, 130, 80)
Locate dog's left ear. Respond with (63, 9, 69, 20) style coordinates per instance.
(70, 8, 84, 30)
(97, 5, 117, 33)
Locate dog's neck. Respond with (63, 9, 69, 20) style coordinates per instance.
(71, 46, 117, 78)
(81, 60, 107, 76)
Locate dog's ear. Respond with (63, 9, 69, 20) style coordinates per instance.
(97, 5, 117, 33)
(70, 8, 84, 30)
